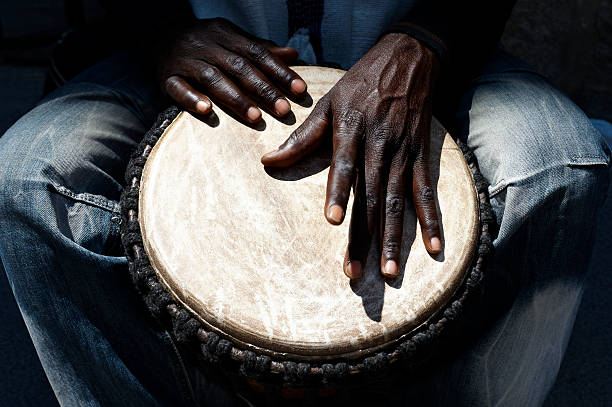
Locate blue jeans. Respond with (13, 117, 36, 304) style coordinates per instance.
(0, 51, 609, 406)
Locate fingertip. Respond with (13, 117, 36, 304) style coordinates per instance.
(326, 204, 344, 225)
(431, 237, 442, 251)
(382, 260, 399, 278)
(274, 98, 291, 116)
(291, 78, 307, 94)
(426, 236, 442, 254)
(247, 106, 262, 122)
(260, 149, 279, 164)
(344, 260, 362, 279)
(196, 99, 211, 114)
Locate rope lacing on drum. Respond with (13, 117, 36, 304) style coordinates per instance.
(120, 106, 497, 387)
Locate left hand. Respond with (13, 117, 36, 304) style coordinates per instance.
(261, 33, 442, 279)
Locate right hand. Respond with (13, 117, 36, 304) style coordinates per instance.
(157, 18, 307, 122)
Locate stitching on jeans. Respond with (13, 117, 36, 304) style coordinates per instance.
(570, 154, 608, 161)
(48, 183, 120, 213)
(488, 154, 609, 197)
(488, 180, 507, 197)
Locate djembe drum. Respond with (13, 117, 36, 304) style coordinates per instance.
(120, 66, 494, 401)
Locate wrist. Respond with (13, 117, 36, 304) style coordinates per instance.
(380, 21, 449, 65)
(378, 32, 441, 76)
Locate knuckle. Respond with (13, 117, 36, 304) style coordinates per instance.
(382, 238, 401, 255)
(246, 43, 271, 62)
(226, 55, 248, 74)
(200, 66, 222, 86)
(164, 77, 180, 94)
(365, 190, 379, 211)
(287, 127, 305, 145)
(254, 81, 278, 102)
(423, 217, 440, 233)
(371, 124, 393, 138)
(227, 89, 245, 106)
(415, 185, 435, 204)
(386, 195, 405, 215)
(271, 65, 293, 83)
(339, 109, 365, 129)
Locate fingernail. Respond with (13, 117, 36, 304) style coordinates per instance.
(274, 98, 290, 115)
(327, 204, 343, 224)
(430, 237, 442, 252)
(383, 260, 398, 278)
(344, 261, 362, 279)
(196, 100, 210, 114)
(247, 107, 261, 122)
(291, 78, 306, 94)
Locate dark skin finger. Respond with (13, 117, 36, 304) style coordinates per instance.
(157, 17, 306, 123)
(186, 61, 261, 123)
(261, 96, 331, 166)
(412, 156, 442, 253)
(324, 109, 364, 225)
(380, 158, 407, 278)
(163, 75, 212, 115)
(221, 21, 307, 95)
(209, 48, 290, 116)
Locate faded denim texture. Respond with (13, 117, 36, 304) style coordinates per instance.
(0, 43, 609, 407)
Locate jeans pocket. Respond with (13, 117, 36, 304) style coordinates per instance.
(49, 183, 123, 256)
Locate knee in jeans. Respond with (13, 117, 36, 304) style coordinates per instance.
(462, 73, 610, 192)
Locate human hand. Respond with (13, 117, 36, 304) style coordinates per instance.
(261, 33, 442, 279)
(157, 18, 307, 122)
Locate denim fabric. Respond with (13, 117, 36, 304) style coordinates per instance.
(0, 51, 609, 406)
(0, 55, 240, 407)
(388, 54, 611, 407)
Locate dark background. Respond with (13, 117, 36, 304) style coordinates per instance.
(1, 0, 611, 406)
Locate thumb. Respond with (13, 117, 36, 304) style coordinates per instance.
(261, 94, 330, 167)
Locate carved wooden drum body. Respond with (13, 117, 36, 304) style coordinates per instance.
(121, 67, 494, 387)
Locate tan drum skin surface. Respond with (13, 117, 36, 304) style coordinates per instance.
(139, 66, 479, 360)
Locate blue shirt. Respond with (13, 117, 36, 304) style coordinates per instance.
(188, 1, 417, 69)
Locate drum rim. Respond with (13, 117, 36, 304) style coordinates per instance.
(120, 103, 495, 385)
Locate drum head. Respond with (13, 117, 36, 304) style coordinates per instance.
(138, 66, 479, 360)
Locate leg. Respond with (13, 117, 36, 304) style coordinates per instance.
(0, 54, 240, 406)
(392, 51, 610, 406)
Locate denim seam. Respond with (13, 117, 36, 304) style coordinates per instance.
(569, 154, 609, 164)
(49, 183, 120, 214)
(488, 158, 609, 197)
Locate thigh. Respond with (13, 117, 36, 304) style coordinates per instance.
(392, 52, 610, 407)
(0, 55, 239, 406)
